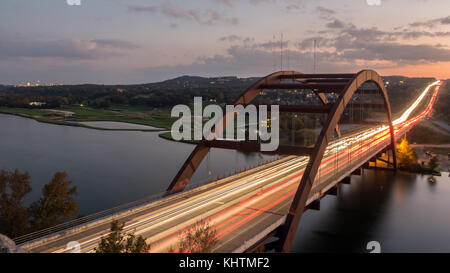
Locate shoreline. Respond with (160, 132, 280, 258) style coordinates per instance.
(0, 111, 166, 133)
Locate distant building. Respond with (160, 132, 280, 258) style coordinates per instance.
(29, 101, 46, 106)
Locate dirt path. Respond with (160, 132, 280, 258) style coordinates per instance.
(412, 145, 449, 172)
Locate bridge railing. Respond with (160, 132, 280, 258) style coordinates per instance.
(14, 154, 283, 245)
(15, 120, 414, 246)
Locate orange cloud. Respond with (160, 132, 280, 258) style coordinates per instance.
(378, 61, 450, 80)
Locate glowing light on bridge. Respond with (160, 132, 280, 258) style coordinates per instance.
(19, 77, 443, 254)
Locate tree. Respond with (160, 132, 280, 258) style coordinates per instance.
(168, 220, 217, 253)
(0, 169, 31, 238)
(218, 92, 225, 103)
(397, 138, 418, 170)
(95, 220, 150, 253)
(28, 172, 78, 231)
(428, 156, 440, 172)
(0, 169, 78, 238)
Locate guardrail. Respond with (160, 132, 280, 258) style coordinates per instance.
(13, 154, 283, 245)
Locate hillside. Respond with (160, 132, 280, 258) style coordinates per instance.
(433, 80, 450, 124)
(0, 75, 436, 113)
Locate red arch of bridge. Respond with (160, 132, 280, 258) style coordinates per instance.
(276, 70, 397, 252)
(166, 70, 397, 252)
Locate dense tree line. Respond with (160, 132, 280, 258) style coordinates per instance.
(396, 138, 441, 174)
(168, 220, 218, 253)
(0, 76, 436, 111)
(94, 218, 218, 253)
(384, 76, 436, 113)
(433, 80, 450, 123)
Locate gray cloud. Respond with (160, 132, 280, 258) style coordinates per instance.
(341, 42, 450, 63)
(127, 5, 158, 13)
(316, 6, 336, 18)
(296, 21, 450, 65)
(128, 0, 239, 26)
(410, 15, 450, 28)
(133, 44, 358, 83)
(132, 12, 450, 83)
(254, 40, 289, 50)
(249, 0, 276, 5)
(218, 35, 255, 43)
(0, 38, 137, 60)
(285, 4, 302, 11)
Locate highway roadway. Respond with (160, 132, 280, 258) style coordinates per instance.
(20, 80, 441, 253)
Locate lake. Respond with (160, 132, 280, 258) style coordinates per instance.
(293, 169, 450, 252)
(1, 113, 449, 252)
(0, 114, 275, 214)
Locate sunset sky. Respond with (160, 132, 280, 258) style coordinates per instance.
(1, 0, 450, 84)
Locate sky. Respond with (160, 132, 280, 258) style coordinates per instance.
(1, 0, 450, 84)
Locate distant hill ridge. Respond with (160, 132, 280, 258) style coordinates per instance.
(0, 75, 438, 88)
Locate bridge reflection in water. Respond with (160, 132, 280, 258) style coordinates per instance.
(14, 71, 441, 253)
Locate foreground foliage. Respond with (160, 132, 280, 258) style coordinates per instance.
(95, 220, 150, 253)
(168, 220, 218, 253)
(0, 169, 78, 238)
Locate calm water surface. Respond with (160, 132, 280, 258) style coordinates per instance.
(0, 114, 274, 213)
(293, 170, 450, 252)
(1, 113, 449, 252)
(77, 121, 160, 130)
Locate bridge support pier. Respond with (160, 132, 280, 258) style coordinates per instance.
(275, 70, 398, 253)
(363, 143, 397, 172)
(352, 168, 362, 176)
(305, 199, 320, 211)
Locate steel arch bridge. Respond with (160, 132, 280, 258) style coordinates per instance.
(167, 70, 397, 252)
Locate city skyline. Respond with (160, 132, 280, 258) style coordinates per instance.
(2, 0, 450, 84)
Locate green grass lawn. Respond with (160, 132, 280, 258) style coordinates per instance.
(159, 131, 199, 144)
(424, 147, 450, 155)
(62, 106, 174, 129)
(408, 120, 450, 145)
